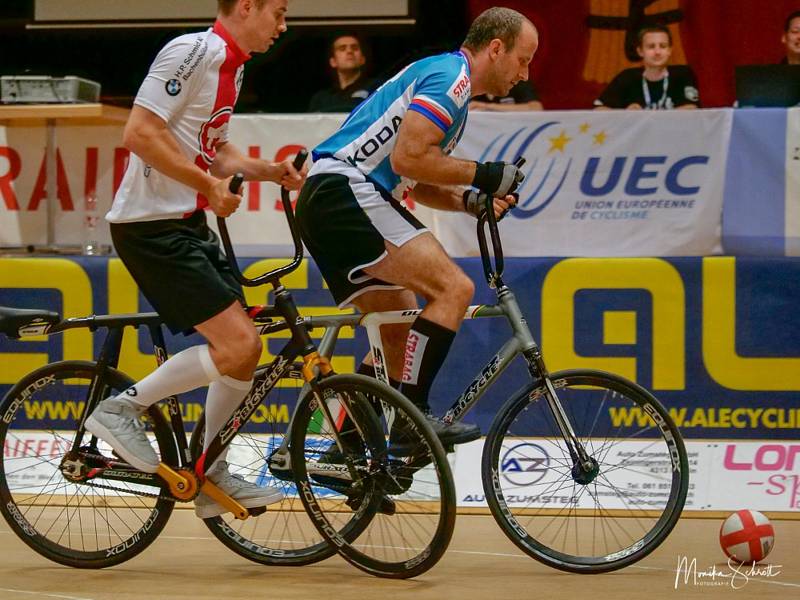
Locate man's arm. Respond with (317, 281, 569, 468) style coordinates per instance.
(413, 183, 516, 219)
(391, 110, 477, 186)
(392, 111, 522, 198)
(593, 70, 629, 110)
(673, 66, 700, 110)
(411, 183, 463, 211)
(122, 106, 241, 217)
(212, 142, 305, 190)
(123, 105, 218, 197)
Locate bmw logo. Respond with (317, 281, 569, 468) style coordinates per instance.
(165, 79, 182, 96)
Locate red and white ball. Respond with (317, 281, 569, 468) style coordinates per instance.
(719, 509, 775, 563)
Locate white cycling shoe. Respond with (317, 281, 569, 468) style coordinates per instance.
(195, 460, 284, 519)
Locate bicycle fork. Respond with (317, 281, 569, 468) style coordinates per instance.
(523, 347, 599, 483)
(498, 286, 599, 483)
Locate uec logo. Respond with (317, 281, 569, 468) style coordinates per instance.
(478, 121, 710, 219)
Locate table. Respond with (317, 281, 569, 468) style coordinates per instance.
(0, 103, 130, 249)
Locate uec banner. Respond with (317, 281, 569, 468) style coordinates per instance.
(1, 110, 731, 255)
(438, 109, 732, 257)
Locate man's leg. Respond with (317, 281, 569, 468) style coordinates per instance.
(85, 302, 262, 473)
(358, 233, 480, 447)
(364, 233, 473, 405)
(351, 287, 418, 387)
(192, 305, 282, 517)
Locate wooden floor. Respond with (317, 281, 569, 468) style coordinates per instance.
(0, 510, 797, 600)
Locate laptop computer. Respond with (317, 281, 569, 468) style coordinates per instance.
(735, 65, 800, 107)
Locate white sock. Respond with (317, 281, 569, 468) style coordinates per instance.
(117, 345, 221, 409)
(203, 376, 253, 467)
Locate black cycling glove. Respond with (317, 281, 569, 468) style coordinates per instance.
(472, 161, 524, 197)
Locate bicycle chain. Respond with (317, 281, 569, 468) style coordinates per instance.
(83, 480, 173, 500)
(69, 450, 178, 501)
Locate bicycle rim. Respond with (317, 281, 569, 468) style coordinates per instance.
(291, 374, 456, 579)
(0, 361, 175, 568)
(189, 367, 334, 566)
(483, 369, 688, 573)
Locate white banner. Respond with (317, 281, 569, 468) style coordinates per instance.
(0, 115, 349, 251)
(1, 110, 731, 255)
(453, 438, 799, 513)
(438, 109, 733, 257)
(5, 430, 798, 512)
(217, 114, 345, 253)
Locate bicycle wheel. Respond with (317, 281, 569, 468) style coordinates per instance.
(482, 369, 688, 573)
(0, 361, 177, 568)
(188, 364, 335, 566)
(290, 374, 456, 579)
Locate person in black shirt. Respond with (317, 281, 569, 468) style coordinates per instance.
(471, 80, 543, 111)
(594, 25, 699, 110)
(308, 34, 377, 113)
(781, 11, 800, 65)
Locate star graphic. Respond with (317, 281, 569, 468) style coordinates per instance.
(593, 130, 608, 145)
(579, 123, 591, 134)
(548, 130, 572, 153)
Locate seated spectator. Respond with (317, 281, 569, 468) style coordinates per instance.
(471, 80, 544, 110)
(594, 25, 699, 110)
(308, 34, 377, 113)
(781, 10, 800, 64)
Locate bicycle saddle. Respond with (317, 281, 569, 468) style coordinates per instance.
(0, 306, 61, 338)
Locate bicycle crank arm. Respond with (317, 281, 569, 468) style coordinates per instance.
(156, 463, 200, 501)
(198, 480, 249, 520)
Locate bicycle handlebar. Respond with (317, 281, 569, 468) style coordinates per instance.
(477, 156, 525, 288)
(217, 149, 308, 287)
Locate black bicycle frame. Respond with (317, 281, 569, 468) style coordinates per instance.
(26, 312, 192, 489)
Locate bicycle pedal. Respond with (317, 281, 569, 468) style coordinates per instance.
(310, 474, 351, 493)
(346, 493, 396, 516)
(248, 506, 268, 517)
(268, 465, 294, 482)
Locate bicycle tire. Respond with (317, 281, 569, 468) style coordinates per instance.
(482, 369, 689, 573)
(188, 367, 336, 566)
(290, 374, 456, 579)
(0, 361, 177, 568)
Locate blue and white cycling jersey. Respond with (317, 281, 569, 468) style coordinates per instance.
(312, 51, 472, 201)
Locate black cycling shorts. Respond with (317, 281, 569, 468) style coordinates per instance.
(295, 161, 427, 307)
(110, 210, 244, 334)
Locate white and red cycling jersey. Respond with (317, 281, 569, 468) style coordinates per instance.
(107, 21, 248, 223)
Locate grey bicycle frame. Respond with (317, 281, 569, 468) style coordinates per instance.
(352, 288, 537, 424)
(271, 283, 591, 468)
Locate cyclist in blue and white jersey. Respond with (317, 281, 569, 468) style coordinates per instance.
(296, 7, 538, 449)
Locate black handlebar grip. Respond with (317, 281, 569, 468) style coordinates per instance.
(229, 172, 244, 195)
(292, 149, 309, 171)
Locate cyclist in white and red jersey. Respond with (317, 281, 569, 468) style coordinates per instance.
(86, 0, 306, 519)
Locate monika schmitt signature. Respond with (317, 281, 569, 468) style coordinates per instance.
(674, 555, 782, 590)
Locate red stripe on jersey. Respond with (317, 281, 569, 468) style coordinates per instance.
(411, 99, 452, 127)
(191, 21, 250, 215)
